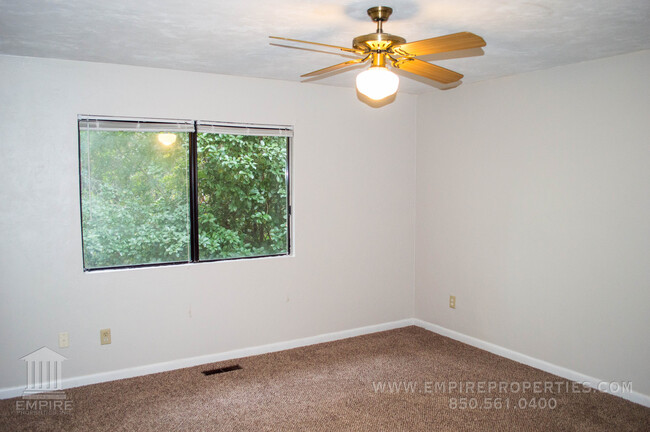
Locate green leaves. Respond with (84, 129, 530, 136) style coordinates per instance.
(81, 131, 190, 268)
(80, 129, 289, 269)
(197, 133, 288, 260)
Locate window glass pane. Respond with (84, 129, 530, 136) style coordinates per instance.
(80, 129, 190, 269)
(197, 133, 289, 260)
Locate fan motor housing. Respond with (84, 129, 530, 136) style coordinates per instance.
(353, 33, 406, 51)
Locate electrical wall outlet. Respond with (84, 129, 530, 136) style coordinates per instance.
(100, 328, 111, 345)
(58, 332, 69, 348)
(449, 295, 456, 309)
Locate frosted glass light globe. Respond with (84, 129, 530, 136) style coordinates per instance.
(356, 67, 399, 100)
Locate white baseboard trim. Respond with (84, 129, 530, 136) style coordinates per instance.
(413, 319, 650, 408)
(3, 318, 647, 408)
(0, 318, 415, 400)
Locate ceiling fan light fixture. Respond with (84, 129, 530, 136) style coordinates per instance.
(356, 66, 399, 100)
(271, 6, 486, 102)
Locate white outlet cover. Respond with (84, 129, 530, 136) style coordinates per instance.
(58, 332, 69, 348)
(100, 329, 111, 345)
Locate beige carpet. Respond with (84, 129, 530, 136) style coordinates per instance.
(1, 326, 648, 431)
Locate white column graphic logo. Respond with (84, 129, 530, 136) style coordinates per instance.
(21, 347, 67, 396)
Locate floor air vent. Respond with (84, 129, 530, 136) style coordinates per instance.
(202, 365, 242, 376)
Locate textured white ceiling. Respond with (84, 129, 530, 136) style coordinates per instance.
(1, 0, 649, 94)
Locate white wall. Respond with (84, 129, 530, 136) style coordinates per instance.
(2, 49, 648, 398)
(0, 55, 416, 388)
(415, 50, 650, 395)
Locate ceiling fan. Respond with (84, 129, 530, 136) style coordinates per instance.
(270, 6, 486, 100)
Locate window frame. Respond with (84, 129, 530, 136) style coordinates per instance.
(77, 115, 293, 272)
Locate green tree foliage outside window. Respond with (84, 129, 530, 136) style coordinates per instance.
(198, 134, 288, 260)
(80, 130, 191, 268)
(80, 124, 290, 270)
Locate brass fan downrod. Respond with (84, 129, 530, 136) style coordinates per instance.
(353, 6, 405, 52)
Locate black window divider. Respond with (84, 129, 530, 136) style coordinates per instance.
(188, 127, 200, 262)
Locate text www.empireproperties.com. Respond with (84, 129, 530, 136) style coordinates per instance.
(371, 380, 633, 410)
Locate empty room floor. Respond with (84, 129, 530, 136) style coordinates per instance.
(1, 326, 648, 431)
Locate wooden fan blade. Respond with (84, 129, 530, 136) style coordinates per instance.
(301, 57, 370, 77)
(392, 32, 486, 57)
(393, 58, 463, 84)
(270, 36, 365, 54)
